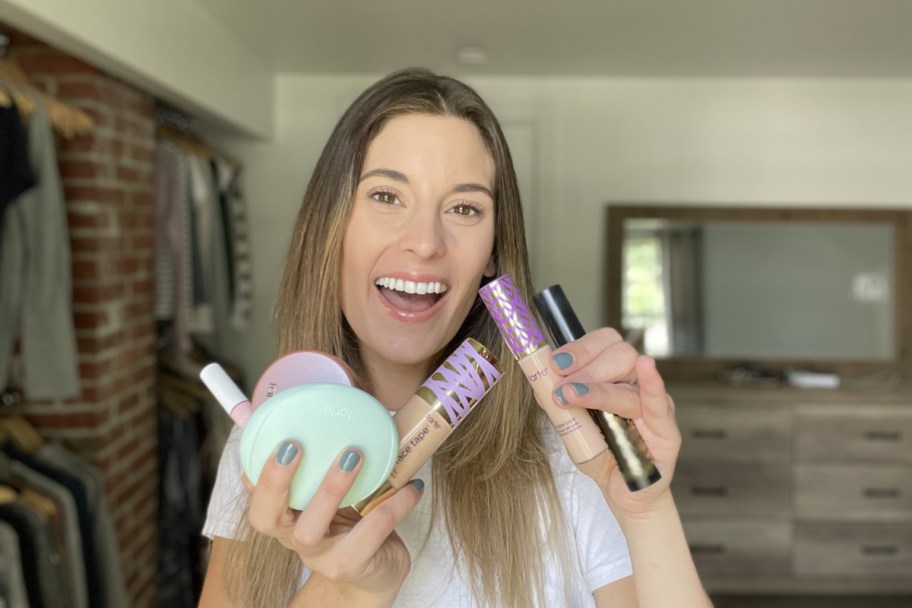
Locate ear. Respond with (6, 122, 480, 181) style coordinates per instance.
(483, 254, 496, 278)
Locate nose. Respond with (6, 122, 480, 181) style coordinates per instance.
(398, 207, 446, 259)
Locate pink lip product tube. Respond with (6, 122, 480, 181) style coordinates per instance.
(353, 337, 503, 515)
(479, 275, 609, 465)
(200, 363, 254, 428)
(534, 285, 661, 491)
(201, 351, 358, 425)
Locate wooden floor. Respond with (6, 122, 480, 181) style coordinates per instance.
(711, 596, 912, 608)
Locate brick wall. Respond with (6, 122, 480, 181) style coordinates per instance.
(7, 29, 159, 607)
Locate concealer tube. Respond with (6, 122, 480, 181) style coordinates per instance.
(479, 275, 609, 465)
(534, 284, 661, 491)
(352, 338, 503, 514)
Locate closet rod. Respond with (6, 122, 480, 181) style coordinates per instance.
(156, 123, 243, 173)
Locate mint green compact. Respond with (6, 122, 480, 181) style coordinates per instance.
(240, 383, 399, 510)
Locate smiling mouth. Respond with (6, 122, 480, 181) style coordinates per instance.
(374, 277, 449, 314)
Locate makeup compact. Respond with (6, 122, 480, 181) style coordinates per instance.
(240, 382, 398, 509)
(201, 353, 399, 510)
(250, 350, 358, 408)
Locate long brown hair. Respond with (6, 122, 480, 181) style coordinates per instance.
(227, 68, 570, 607)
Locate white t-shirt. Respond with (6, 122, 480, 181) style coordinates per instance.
(203, 425, 633, 607)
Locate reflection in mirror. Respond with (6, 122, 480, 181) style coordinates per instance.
(621, 219, 895, 361)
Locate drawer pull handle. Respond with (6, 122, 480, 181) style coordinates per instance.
(863, 487, 901, 499)
(691, 486, 728, 497)
(863, 430, 902, 442)
(692, 429, 728, 440)
(861, 545, 899, 556)
(690, 544, 726, 555)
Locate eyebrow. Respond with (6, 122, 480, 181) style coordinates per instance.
(452, 183, 495, 199)
(360, 168, 408, 183)
(359, 167, 494, 200)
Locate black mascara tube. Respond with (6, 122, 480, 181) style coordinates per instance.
(534, 285, 661, 491)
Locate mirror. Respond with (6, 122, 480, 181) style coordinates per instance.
(604, 206, 912, 379)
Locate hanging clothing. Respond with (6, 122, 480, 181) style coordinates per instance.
(158, 405, 205, 608)
(38, 443, 127, 608)
(155, 138, 252, 354)
(155, 353, 242, 608)
(1, 439, 103, 608)
(0, 434, 129, 608)
(0, 103, 31, 401)
(0, 518, 31, 608)
(0, 101, 36, 233)
(212, 159, 253, 330)
(187, 154, 217, 336)
(7, 456, 88, 608)
(0, 198, 25, 397)
(0, 496, 68, 608)
(0, 99, 80, 400)
(155, 140, 195, 352)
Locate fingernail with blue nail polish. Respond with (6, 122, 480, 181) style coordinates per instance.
(572, 383, 590, 396)
(340, 449, 360, 472)
(275, 441, 298, 465)
(553, 352, 573, 370)
(412, 479, 425, 492)
(555, 386, 568, 405)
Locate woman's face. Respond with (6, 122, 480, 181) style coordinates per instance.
(341, 113, 496, 371)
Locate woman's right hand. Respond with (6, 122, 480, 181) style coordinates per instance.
(244, 441, 424, 600)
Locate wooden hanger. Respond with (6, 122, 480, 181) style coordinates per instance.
(156, 124, 242, 173)
(0, 58, 94, 139)
(0, 415, 44, 453)
(159, 371, 210, 401)
(21, 487, 57, 520)
(157, 380, 202, 416)
(0, 74, 36, 116)
(0, 484, 17, 505)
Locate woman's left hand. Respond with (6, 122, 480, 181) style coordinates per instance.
(548, 327, 682, 519)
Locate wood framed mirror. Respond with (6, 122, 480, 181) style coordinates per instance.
(604, 205, 912, 381)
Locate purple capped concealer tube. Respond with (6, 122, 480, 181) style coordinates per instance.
(479, 275, 609, 465)
(353, 338, 503, 514)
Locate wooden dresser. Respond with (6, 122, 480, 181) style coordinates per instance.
(668, 382, 912, 594)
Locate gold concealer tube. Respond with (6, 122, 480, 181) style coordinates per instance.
(479, 275, 609, 465)
(534, 284, 661, 491)
(352, 338, 503, 514)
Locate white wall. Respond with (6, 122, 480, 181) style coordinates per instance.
(210, 74, 912, 382)
(0, 0, 274, 137)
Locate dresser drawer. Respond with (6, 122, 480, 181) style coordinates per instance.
(795, 463, 912, 519)
(795, 523, 912, 577)
(677, 405, 792, 462)
(673, 465, 791, 516)
(682, 520, 791, 575)
(797, 408, 912, 461)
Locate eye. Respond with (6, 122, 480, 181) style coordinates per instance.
(370, 189, 400, 205)
(451, 202, 484, 217)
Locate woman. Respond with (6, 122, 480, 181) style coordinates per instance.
(199, 68, 711, 607)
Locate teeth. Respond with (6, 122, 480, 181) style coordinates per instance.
(375, 277, 448, 294)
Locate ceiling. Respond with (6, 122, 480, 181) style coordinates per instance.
(194, 0, 912, 78)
